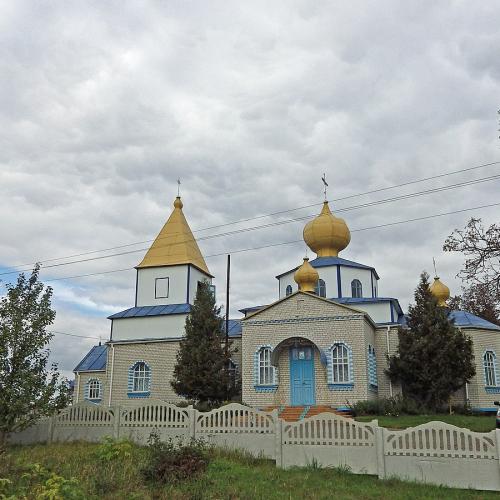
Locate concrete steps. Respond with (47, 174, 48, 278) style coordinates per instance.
(261, 405, 352, 422)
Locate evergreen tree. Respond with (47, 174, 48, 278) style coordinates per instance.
(171, 281, 239, 405)
(0, 265, 69, 450)
(387, 272, 475, 411)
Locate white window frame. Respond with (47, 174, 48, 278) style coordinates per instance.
(155, 277, 170, 298)
(315, 279, 326, 298)
(88, 379, 101, 400)
(133, 362, 151, 392)
(351, 279, 363, 298)
(258, 347, 275, 385)
(331, 344, 350, 383)
(484, 351, 497, 387)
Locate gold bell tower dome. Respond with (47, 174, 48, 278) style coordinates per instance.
(303, 201, 351, 257)
(429, 276, 450, 306)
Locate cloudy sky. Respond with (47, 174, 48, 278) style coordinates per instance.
(1, 0, 499, 379)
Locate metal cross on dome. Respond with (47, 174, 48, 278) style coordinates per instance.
(177, 178, 181, 197)
(321, 173, 328, 201)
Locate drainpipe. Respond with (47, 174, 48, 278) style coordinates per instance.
(76, 372, 80, 403)
(108, 343, 115, 407)
(386, 326, 393, 397)
(459, 327, 470, 406)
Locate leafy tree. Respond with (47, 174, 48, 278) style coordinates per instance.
(447, 283, 500, 326)
(387, 272, 475, 411)
(444, 217, 500, 298)
(0, 265, 69, 450)
(171, 281, 239, 406)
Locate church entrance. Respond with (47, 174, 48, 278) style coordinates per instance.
(289, 346, 315, 406)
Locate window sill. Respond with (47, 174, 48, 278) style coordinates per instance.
(485, 386, 500, 394)
(127, 391, 151, 398)
(85, 398, 102, 404)
(328, 383, 354, 391)
(368, 384, 378, 392)
(254, 385, 278, 393)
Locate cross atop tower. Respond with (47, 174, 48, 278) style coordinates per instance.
(177, 178, 181, 197)
(321, 173, 328, 201)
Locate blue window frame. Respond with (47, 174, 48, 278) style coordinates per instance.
(351, 279, 362, 298)
(85, 378, 102, 402)
(484, 351, 497, 387)
(128, 361, 151, 397)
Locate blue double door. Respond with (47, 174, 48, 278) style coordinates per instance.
(290, 346, 315, 406)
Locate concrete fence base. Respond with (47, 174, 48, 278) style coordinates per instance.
(8, 402, 500, 492)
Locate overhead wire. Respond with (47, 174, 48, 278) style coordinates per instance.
(1, 172, 499, 278)
(5, 160, 500, 271)
(32, 200, 500, 283)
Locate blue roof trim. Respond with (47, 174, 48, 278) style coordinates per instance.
(239, 305, 267, 315)
(74, 345, 107, 372)
(275, 257, 380, 280)
(332, 297, 404, 316)
(108, 303, 191, 319)
(449, 310, 500, 331)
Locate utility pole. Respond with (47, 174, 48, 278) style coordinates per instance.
(225, 254, 230, 357)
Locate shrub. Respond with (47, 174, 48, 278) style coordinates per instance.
(349, 396, 421, 417)
(93, 436, 133, 463)
(142, 432, 209, 484)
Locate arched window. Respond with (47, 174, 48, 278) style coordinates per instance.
(132, 362, 151, 392)
(351, 279, 363, 298)
(331, 344, 351, 383)
(256, 347, 276, 386)
(86, 379, 101, 401)
(315, 279, 326, 298)
(285, 285, 293, 296)
(484, 351, 497, 387)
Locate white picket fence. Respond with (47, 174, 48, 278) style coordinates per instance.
(9, 402, 500, 492)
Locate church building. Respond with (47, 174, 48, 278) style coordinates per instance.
(74, 193, 500, 413)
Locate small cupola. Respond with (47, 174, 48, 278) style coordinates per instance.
(430, 276, 450, 306)
(294, 257, 319, 293)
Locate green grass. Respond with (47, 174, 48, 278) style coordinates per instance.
(1, 442, 499, 499)
(355, 413, 497, 432)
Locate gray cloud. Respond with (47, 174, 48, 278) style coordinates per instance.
(1, 0, 499, 376)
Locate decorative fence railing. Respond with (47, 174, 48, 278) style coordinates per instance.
(9, 402, 500, 492)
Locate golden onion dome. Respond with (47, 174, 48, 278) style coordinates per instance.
(303, 201, 351, 257)
(294, 257, 319, 293)
(430, 277, 450, 306)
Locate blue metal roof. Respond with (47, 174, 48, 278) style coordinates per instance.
(449, 310, 500, 331)
(108, 303, 191, 319)
(224, 319, 242, 337)
(239, 305, 267, 315)
(276, 257, 380, 279)
(74, 344, 107, 372)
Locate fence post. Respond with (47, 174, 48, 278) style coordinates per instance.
(374, 421, 386, 479)
(113, 406, 122, 440)
(47, 416, 55, 444)
(187, 405, 197, 440)
(273, 410, 283, 468)
(495, 429, 500, 480)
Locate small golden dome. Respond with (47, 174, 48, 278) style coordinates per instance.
(303, 201, 351, 257)
(294, 257, 319, 293)
(430, 277, 450, 306)
(173, 196, 183, 209)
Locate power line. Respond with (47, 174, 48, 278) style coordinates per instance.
(31, 200, 500, 283)
(2, 172, 499, 278)
(7, 160, 500, 270)
(50, 330, 102, 340)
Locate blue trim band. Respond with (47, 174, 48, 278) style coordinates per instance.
(254, 385, 278, 393)
(328, 383, 354, 391)
(127, 391, 151, 398)
(472, 407, 497, 413)
(485, 387, 500, 394)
